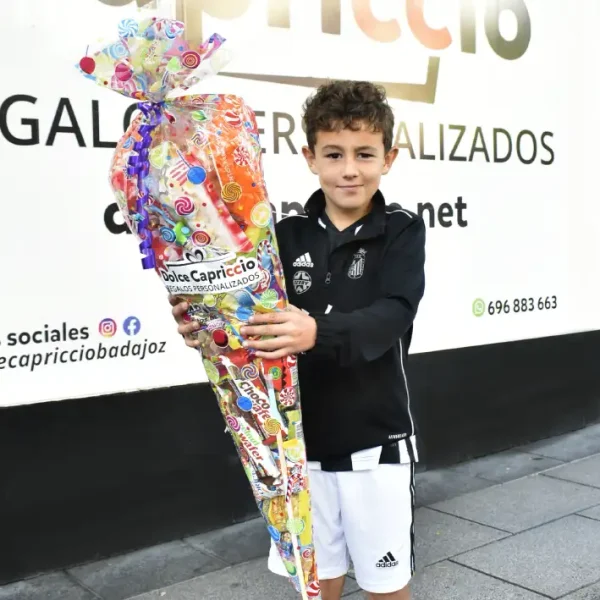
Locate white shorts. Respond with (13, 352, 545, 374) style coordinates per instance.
(268, 463, 415, 594)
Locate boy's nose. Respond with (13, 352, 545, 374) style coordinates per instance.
(342, 159, 359, 178)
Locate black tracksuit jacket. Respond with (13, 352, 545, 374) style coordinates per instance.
(275, 189, 426, 462)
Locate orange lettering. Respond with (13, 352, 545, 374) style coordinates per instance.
(352, 0, 401, 43)
(406, 0, 452, 50)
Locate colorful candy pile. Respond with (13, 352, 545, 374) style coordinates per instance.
(77, 17, 320, 599)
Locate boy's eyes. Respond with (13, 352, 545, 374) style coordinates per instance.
(324, 153, 375, 159)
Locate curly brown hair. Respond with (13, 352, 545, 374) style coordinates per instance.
(302, 80, 395, 153)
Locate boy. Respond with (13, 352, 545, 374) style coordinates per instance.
(170, 81, 426, 600)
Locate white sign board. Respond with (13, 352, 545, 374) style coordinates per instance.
(1, 0, 599, 406)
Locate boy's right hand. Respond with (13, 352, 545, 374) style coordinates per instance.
(168, 295, 200, 348)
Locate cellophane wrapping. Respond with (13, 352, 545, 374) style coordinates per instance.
(77, 17, 321, 599)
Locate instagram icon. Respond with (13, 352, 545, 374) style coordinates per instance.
(98, 318, 117, 337)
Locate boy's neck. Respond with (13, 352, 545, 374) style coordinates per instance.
(324, 200, 373, 232)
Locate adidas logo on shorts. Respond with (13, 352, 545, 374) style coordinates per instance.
(376, 552, 399, 568)
(293, 253, 314, 268)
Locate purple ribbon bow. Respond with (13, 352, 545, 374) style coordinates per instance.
(126, 101, 163, 269)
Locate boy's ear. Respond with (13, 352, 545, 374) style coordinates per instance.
(382, 146, 399, 175)
(302, 146, 319, 175)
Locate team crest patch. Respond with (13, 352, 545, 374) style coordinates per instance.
(348, 248, 366, 279)
(293, 271, 312, 294)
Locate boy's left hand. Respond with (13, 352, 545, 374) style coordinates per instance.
(240, 305, 317, 359)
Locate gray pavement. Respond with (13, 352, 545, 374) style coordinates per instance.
(3, 423, 600, 600)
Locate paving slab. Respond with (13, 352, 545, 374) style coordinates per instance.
(561, 581, 600, 600)
(0, 572, 98, 600)
(184, 518, 270, 565)
(410, 561, 547, 600)
(127, 557, 360, 600)
(431, 474, 600, 533)
(68, 541, 227, 600)
(414, 508, 509, 567)
(414, 467, 494, 507)
(542, 454, 600, 489)
(453, 515, 600, 598)
(519, 428, 600, 461)
(578, 504, 600, 521)
(451, 450, 563, 482)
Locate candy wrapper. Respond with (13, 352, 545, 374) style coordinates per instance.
(77, 17, 320, 599)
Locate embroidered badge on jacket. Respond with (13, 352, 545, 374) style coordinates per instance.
(293, 271, 312, 294)
(348, 248, 366, 279)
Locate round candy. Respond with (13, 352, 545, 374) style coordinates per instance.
(237, 397, 253, 412)
(279, 387, 297, 408)
(182, 50, 201, 69)
(224, 110, 242, 127)
(188, 167, 207, 185)
(212, 329, 228, 347)
(286, 445, 303, 463)
(260, 290, 278, 309)
(118, 18, 138, 38)
(108, 42, 128, 60)
(203, 294, 216, 307)
(251, 202, 272, 228)
(225, 415, 241, 432)
(115, 62, 132, 82)
(236, 307, 252, 322)
(286, 517, 305, 535)
(221, 182, 242, 203)
(174, 196, 195, 216)
(241, 364, 259, 380)
(160, 227, 176, 243)
(264, 419, 281, 435)
(79, 56, 96, 74)
(192, 230, 211, 246)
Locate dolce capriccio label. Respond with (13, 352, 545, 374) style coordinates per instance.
(159, 250, 261, 294)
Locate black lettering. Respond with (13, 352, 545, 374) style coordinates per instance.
(493, 128, 512, 163)
(469, 127, 490, 162)
(159, 342, 166, 353)
(60, 351, 69, 364)
(516, 130, 537, 165)
(120, 341, 131, 357)
(104, 202, 131, 234)
(417, 202, 436, 227)
(45, 352, 53, 365)
(149, 342, 158, 354)
(97, 343, 107, 359)
(541, 132, 555, 165)
(123, 103, 138, 131)
(255, 110, 266, 154)
(7, 333, 17, 346)
(92, 100, 117, 148)
(109, 346, 119, 358)
(132, 343, 142, 357)
(455, 196, 468, 227)
(31, 354, 43, 371)
(69, 327, 79, 341)
(394, 122, 416, 159)
(18, 332, 31, 345)
(70, 349, 78, 362)
(50, 329, 61, 343)
(438, 203, 454, 227)
(273, 112, 297, 154)
(19, 354, 30, 368)
(46, 98, 86, 147)
(32, 331, 43, 344)
(0, 95, 40, 145)
(0, 356, 5, 369)
(449, 125, 467, 161)
(10, 356, 18, 368)
(85, 348, 95, 360)
(419, 123, 435, 160)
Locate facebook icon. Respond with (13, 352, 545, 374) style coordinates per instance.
(123, 316, 141, 336)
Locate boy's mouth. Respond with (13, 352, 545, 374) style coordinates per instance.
(337, 184, 363, 190)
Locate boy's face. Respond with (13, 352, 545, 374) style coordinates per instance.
(302, 123, 398, 219)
